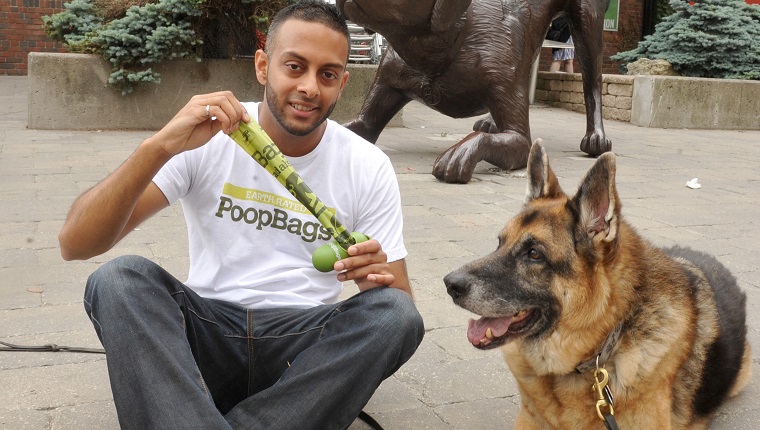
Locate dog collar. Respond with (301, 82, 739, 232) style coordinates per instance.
(575, 323, 623, 373)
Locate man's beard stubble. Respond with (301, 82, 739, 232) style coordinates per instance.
(265, 82, 338, 137)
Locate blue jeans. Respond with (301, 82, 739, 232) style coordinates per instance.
(84, 255, 424, 430)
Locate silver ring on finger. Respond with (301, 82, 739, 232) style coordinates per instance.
(205, 104, 210, 118)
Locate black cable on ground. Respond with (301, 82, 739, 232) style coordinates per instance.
(0, 340, 104, 354)
(1, 340, 385, 429)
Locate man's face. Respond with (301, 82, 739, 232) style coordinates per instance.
(257, 19, 349, 137)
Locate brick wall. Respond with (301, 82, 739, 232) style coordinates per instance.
(5, 0, 646, 76)
(534, 72, 635, 122)
(1, 0, 67, 76)
(537, 0, 644, 74)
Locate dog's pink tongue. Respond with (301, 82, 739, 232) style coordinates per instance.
(467, 317, 514, 346)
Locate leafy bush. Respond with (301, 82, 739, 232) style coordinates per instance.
(654, 0, 675, 24)
(611, 0, 760, 80)
(42, 0, 103, 52)
(92, 0, 203, 93)
(43, 0, 298, 94)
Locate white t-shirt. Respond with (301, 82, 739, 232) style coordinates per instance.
(153, 102, 406, 309)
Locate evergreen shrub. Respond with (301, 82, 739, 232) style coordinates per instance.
(43, 0, 297, 94)
(611, 0, 760, 80)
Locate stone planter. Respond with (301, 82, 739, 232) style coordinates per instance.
(631, 75, 760, 130)
(534, 71, 760, 130)
(27, 52, 399, 130)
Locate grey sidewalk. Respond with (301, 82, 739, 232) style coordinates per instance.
(1, 74, 759, 429)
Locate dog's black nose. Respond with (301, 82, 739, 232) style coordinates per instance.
(444, 271, 471, 300)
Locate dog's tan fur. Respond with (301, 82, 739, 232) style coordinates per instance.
(444, 141, 752, 429)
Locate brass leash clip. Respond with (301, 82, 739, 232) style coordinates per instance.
(593, 367, 614, 420)
(589, 351, 620, 429)
(592, 354, 615, 423)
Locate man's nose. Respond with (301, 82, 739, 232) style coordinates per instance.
(298, 73, 320, 98)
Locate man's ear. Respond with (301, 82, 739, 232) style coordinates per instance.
(337, 71, 350, 100)
(254, 49, 268, 85)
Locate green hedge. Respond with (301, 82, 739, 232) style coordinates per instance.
(611, 0, 760, 80)
(43, 0, 297, 94)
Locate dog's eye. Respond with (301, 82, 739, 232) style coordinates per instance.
(528, 248, 542, 260)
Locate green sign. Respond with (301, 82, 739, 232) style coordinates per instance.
(604, 0, 620, 31)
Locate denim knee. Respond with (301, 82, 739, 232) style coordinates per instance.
(84, 255, 162, 310)
(86, 254, 144, 292)
(388, 288, 425, 335)
(362, 287, 425, 347)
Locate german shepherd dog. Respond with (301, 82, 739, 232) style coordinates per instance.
(444, 141, 752, 429)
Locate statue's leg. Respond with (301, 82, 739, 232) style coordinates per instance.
(433, 83, 533, 184)
(343, 81, 411, 143)
(432, 130, 531, 183)
(567, 1, 612, 156)
(472, 115, 498, 133)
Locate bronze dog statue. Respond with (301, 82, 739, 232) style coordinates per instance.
(337, 0, 612, 183)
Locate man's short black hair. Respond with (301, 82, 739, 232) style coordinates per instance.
(265, 1, 350, 61)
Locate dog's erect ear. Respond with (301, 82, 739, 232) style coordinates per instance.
(573, 153, 620, 243)
(525, 139, 564, 203)
(431, 0, 472, 32)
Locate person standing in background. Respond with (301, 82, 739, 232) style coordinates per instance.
(546, 15, 575, 73)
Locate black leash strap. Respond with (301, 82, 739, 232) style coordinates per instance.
(0, 340, 105, 354)
(603, 413, 620, 430)
(358, 410, 384, 430)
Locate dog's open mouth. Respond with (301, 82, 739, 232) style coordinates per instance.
(467, 309, 538, 349)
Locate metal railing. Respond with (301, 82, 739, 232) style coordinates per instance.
(347, 22, 385, 64)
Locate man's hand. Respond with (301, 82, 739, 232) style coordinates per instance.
(59, 91, 250, 261)
(150, 91, 250, 157)
(334, 239, 395, 291)
(334, 241, 413, 298)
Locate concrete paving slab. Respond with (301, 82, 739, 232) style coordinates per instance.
(2, 75, 760, 429)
